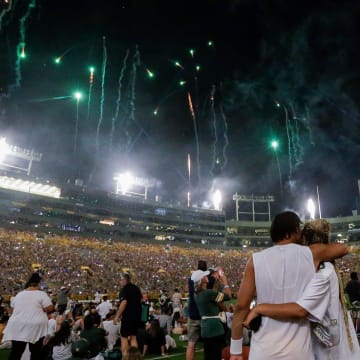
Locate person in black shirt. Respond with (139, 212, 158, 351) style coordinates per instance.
(345, 271, 360, 332)
(345, 272, 360, 304)
(114, 273, 142, 357)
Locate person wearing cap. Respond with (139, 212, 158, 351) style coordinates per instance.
(230, 211, 349, 360)
(3, 272, 54, 359)
(114, 273, 142, 357)
(193, 268, 231, 360)
(57, 285, 71, 315)
(186, 260, 207, 360)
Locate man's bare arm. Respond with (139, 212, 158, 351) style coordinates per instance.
(310, 243, 348, 269)
(114, 300, 127, 323)
(230, 257, 256, 359)
(244, 262, 331, 326)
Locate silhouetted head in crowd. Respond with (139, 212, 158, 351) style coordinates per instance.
(197, 260, 207, 271)
(25, 272, 42, 289)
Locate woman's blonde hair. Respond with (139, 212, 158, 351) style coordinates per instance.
(302, 219, 330, 245)
(303, 219, 353, 351)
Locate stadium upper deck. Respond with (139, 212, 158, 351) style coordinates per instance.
(0, 175, 359, 248)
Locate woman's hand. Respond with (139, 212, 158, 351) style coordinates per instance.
(219, 273, 228, 284)
(243, 306, 260, 328)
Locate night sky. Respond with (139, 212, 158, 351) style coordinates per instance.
(0, 0, 360, 219)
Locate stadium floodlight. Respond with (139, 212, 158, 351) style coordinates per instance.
(212, 189, 222, 211)
(307, 198, 316, 219)
(0, 138, 42, 175)
(114, 171, 157, 200)
(114, 172, 134, 195)
(0, 137, 9, 163)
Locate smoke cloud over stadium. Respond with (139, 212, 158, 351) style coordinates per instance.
(0, 0, 360, 218)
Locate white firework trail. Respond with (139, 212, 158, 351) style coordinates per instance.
(187, 92, 201, 187)
(110, 48, 130, 153)
(0, 0, 13, 33)
(95, 36, 107, 155)
(15, 0, 36, 87)
(210, 85, 218, 176)
(305, 106, 315, 145)
(220, 103, 229, 172)
(284, 105, 293, 180)
(126, 45, 140, 151)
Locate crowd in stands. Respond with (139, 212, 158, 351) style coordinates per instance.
(0, 228, 253, 298)
(0, 227, 359, 359)
(0, 228, 359, 300)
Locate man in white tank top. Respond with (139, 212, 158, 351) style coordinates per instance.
(230, 211, 348, 360)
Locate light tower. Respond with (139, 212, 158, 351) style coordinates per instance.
(0, 137, 42, 175)
(233, 193, 274, 222)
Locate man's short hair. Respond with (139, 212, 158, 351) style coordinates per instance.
(197, 260, 207, 271)
(270, 211, 301, 243)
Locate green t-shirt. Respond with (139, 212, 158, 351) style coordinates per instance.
(195, 289, 230, 338)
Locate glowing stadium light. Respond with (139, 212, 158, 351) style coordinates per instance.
(0, 137, 42, 175)
(114, 172, 134, 195)
(0, 137, 9, 163)
(307, 198, 316, 219)
(114, 172, 157, 200)
(0, 176, 61, 198)
(212, 189, 222, 211)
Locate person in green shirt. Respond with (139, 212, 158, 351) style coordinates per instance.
(193, 269, 231, 360)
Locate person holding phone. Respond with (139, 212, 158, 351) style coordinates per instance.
(193, 268, 231, 360)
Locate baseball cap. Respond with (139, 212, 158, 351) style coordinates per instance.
(191, 270, 210, 283)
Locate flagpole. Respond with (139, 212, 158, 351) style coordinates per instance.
(316, 185, 322, 218)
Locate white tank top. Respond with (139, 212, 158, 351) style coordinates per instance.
(250, 243, 315, 360)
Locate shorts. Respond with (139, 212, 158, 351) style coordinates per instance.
(120, 321, 142, 337)
(187, 319, 201, 342)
